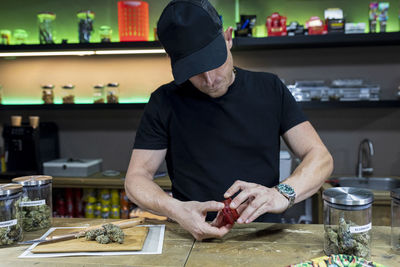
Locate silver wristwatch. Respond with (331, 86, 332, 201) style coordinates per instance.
(274, 183, 296, 210)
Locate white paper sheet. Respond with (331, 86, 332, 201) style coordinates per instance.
(19, 224, 165, 258)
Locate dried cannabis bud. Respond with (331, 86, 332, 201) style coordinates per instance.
(325, 217, 371, 259)
(20, 197, 52, 231)
(0, 225, 23, 246)
(85, 228, 105, 241)
(0, 197, 23, 246)
(85, 223, 125, 244)
(95, 235, 110, 244)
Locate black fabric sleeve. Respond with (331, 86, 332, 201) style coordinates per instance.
(133, 91, 169, 150)
(277, 76, 308, 135)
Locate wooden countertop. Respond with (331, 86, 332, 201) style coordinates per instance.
(1, 218, 399, 266)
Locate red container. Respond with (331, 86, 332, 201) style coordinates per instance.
(266, 12, 287, 36)
(118, 1, 149, 42)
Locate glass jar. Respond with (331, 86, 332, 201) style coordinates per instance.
(391, 188, 400, 252)
(77, 10, 95, 43)
(93, 84, 105, 104)
(37, 12, 56, 44)
(99, 25, 112, 43)
(107, 82, 119, 104)
(13, 29, 28, 45)
(0, 29, 11, 45)
(0, 184, 23, 246)
(328, 88, 343, 101)
(41, 84, 54, 104)
(61, 84, 75, 104)
(323, 187, 373, 259)
(12, 176, 53, 232)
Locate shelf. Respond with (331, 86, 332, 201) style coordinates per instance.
(299, 100, 400, 109)
(1, 32, 400, 57)
(232, 32, 400, 50)
(0, 41, 165, 56)
(0, 41, 162, 51)
(0, 103, 146, 110)
(0, 171, 172, 190)
(1, 100, 399, 110)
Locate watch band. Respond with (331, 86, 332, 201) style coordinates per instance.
(274, 183, 296, 210)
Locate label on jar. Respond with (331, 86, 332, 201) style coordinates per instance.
(19, 199, 46, 207)
(350, 223, 372, 233)
(0, 219, 17, 228)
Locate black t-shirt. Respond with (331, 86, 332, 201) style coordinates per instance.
(133, 67, 307, 222)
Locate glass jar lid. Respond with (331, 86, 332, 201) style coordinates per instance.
(94, 84, 105, 89)
(391, 188, 400, 200)
(107, 82, 119, 87)
(12, 175, 52, 186)
(62, 84, 75, 89)
(323, 187, 374, 206)
(0, 183, 22, 197)
(41, 84, 54, 89)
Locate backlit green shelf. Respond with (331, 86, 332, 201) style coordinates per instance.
(1, 32, 400, 57)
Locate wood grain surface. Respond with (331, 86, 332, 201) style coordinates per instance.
(31, 226, 149, 253)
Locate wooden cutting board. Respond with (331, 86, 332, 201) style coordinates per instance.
(31, 226, 149, 253)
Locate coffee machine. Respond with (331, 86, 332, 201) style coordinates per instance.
(2, 122, 59, 174)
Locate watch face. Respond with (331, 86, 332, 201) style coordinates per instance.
(278, 184, 295, 197)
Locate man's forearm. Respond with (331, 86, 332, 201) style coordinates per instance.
(124, 173, 181, 219)
(283, 145, 333, 203)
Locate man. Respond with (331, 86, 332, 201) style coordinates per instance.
(125, 0, 333, 241)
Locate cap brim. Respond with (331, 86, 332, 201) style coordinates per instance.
(172, 34, 227, 85)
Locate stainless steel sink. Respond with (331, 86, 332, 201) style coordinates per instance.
(335, 177, 400, 191)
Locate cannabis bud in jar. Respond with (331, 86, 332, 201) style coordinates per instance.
(325, 217, 371, 258)
(85, 223, 125, 244)
(61, 84, 75, 104)
(106, 82, 119, 104)
(0, 184, 23, 246)
(20, 196, 52, 231)
(323, 187, 373, 259)
(41, 84, 55, 104)
(12, 176, 53, 232)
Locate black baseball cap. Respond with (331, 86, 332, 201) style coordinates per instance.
(157, 0, 227, 84)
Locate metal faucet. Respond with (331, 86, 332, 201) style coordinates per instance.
(357, 139, 374, 178)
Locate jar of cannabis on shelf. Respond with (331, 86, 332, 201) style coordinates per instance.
(107, 82, 119, 103)
(12, 176, 53, 232)
(61, 84, 75, 104)
(41, 84, 55, 104)
(0, 183, 23, 246)
(93, 84, 105, 104)
(323, 187, 373, 259)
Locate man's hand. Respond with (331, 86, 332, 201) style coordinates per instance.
(224, 180, 289, 224)
(173, 200, 233, 241)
